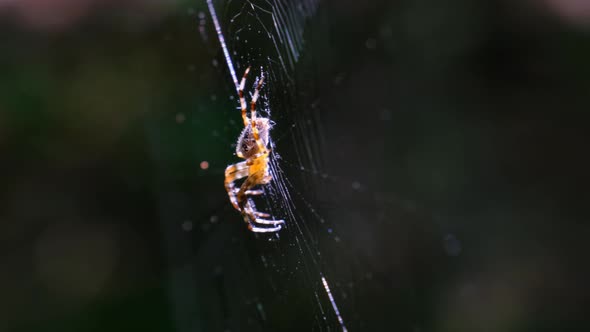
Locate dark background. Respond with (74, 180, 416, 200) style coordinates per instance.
(1, 0, 589, 331)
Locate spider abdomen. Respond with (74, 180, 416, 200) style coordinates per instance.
(236, 118, 271, 159)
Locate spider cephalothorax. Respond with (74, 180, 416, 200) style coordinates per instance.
(224, 67, 284, 233)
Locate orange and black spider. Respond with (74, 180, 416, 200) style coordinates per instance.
(224, 67, 285, 233)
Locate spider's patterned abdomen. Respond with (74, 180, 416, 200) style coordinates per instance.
(236, 118, 271, 159)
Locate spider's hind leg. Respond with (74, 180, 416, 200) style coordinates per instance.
(242, 199, 285, 233)
(248, 223, 283, 233)
(252, 217, 285, 226)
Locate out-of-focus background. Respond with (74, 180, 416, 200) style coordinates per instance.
(1, 0, 589, 331)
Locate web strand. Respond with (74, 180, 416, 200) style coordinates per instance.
(321, 274, 348, 332)
(206, 0, 239, 93)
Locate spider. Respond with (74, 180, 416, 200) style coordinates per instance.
(224, 67, 285, 233)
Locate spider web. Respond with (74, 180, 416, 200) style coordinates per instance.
(184, 0, 358, 331)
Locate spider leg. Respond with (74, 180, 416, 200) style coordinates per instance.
(244, 189, 264, 195)
(250, 72, 266, 153)
(243, 206, 285, 232)
(227, 164, 283, 233)
(239, 67, 251, 127)
(243, 201, 284, 223)
(224, 161, 248, 211)
(236, 171, 261, 211)
(248, 223, 283, 233)
(250, 71, 264, 122)
(238, 178, 284, 233)
(252, 218, 285, 226)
